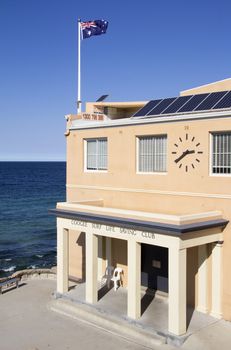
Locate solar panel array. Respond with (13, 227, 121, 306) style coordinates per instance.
(132, 90, 231, 118)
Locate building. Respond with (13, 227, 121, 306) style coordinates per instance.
(51, 78, 231, 337)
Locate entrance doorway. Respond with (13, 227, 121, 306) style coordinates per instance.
(141, 244, 168, 293)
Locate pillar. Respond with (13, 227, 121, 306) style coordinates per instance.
(211, 241, 223, 319)
(168, 247, 187, 336)
(86, 233, 98, 304)
(127, 240, 141, 319)
(197, 244, 208, 313)
(57, 223, 69, 294)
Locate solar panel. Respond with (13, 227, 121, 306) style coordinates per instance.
(177, 93, 209, 113)
(194, 91, 228, 111)
(212, 91, 231, 110)
(132, 90, 231, 119)
(162, 95, 193, 114)
(132, 99, 162, 117)
(96, 94, 109, 102)
(147, 97, 177, 116)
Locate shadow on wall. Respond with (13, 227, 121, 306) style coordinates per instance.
(77, 232, 86, 282)
(111, 238, 127, 286)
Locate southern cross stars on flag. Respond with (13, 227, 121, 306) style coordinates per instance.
(80, 20, 108, 39)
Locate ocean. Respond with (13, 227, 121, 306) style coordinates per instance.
(0, 161, 66, 277)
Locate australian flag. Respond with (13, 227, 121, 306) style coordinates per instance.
(80, 20, 108, 39)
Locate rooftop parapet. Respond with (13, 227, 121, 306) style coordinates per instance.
(64, 101, 146, 134)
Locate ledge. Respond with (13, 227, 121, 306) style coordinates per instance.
(49, 208, 228, 236)
(56, 202, 224, 225)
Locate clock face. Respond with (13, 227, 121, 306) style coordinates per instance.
(172, 133, 203, 172)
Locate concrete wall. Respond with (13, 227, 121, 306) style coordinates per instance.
(68, 230, 85, 280)
(85, 101, 146, 114)
(181, 78, 231, 96)
(187, 247, 198, 307)
(66, 116, 231, 319)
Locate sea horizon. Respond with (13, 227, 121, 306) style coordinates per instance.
(0, 160, 66, 162)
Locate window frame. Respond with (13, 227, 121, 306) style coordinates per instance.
(84, 137, 108, 173)
(136, 134, 168, 175)
(210, 131, 231, 177)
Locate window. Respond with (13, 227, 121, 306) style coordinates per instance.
(138, 135, 167, 173)
(211, 132, 231, 174)
(85, 138, 107, 171)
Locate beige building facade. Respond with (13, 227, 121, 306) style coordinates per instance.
(52, 78, 231, 337)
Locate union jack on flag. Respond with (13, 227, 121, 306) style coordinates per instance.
(80, 19, 108, 39)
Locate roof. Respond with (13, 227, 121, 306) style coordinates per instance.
(181, 77, 231, 96)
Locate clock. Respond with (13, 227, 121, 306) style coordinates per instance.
(172, 133, 203, 172)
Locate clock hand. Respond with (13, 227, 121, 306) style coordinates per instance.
(175, 150, 188, 163)
(174, 149, 195, 164)
(187, 150, 195, 155)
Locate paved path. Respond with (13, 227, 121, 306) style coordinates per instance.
(0, 279, 169, 350)
(1, 279, 231, 350)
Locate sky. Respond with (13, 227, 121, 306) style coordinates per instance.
(1, 0, 231, 161)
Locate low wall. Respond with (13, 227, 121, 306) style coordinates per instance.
(0, 267, 57, 283)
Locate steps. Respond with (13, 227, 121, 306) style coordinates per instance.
(49, 297, 166, 349)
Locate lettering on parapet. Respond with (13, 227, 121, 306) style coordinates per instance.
(92, 223, 102, 229)
(120, 228, 137, 236)
(106, 225, 116, 232)
(106, 225, 137, 235)
(71, 220, 88, 227)
(141, 231, 155, 239)
(70, 220, 155, 240)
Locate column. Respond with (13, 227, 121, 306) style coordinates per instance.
(197, 244, 208, 313)
(57, 223, 69, 294)
(127, 240, 141, 319)
(211, 241, 223, 319)
(97, 236, 103, 280)
(106, 237, 112, 267)
(168, 247, 187, 336)
(86, 233, 98, 304)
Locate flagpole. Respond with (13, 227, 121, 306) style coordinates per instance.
(77, 18, 81, 114)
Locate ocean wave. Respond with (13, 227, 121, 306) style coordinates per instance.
(3, 265, 16, 272)
(27, 265, 37, 269)
(5, 258, 12, 262)
(35, 255, 44, 258)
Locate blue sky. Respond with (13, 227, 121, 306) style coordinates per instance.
(1, 0, 231, 161)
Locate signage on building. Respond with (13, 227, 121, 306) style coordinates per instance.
(70, 219, 156, 240)
(80, 113, 107, 121)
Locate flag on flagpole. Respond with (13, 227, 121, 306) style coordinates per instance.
(80, 20, 108, 39)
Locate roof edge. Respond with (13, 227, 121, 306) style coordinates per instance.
(49, 208, 228, 236)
